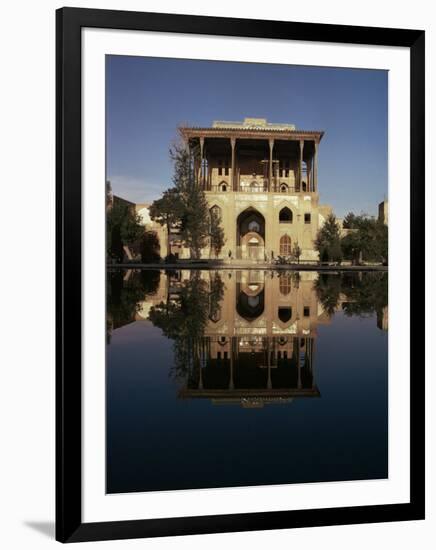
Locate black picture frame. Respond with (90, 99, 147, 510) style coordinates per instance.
(56, 7, 425, 543)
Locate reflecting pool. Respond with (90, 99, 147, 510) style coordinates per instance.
(106, 269, 388, 493)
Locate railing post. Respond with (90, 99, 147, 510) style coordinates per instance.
(269, 138, 274, 191)
(299, 139, 304, 192)
(231, 137, 236, 191)
(199, 137, 204, 187)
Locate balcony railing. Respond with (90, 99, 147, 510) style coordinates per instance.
(208, 181, 311, 194)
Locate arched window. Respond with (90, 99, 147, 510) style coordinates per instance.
(210, 205, 221, 220)
(279, 207, 293, 223)
(219, 181, 227, 192)
(280, 183, 288, 193)
(280, 234, 292, 255)
(209, 310, 221, 323)
(278, 307, 292, 323)
(279, 274, 292, 295)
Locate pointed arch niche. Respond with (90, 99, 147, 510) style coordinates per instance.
(279, 206, 293, 223)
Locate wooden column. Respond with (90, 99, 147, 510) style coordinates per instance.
(299, 140, 304, 191)
(208, 155, 212, 190)
(269, 138, 274, 191)
(313, 140, 318, 192)
(230, 137, 236, 191)
(198, 137, 204, 187)
(204, 154, 209, 190)
(308, 157, 313, 192)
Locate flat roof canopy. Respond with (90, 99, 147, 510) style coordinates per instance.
(180, 126, 324, 143)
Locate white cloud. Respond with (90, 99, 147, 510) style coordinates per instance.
(108, 174, 167, 204)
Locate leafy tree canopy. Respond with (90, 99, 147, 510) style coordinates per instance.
(209, 209, 226, 258)
(149, 140, 224, 259)
(341, 214, 387, 264)
(315, 214, 343, 263)
(106, 181, 144, 262)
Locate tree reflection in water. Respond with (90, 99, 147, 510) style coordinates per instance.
(148, 271, 224, 380)
(315, 271, 387, 318)
(106, 269, 160, 343)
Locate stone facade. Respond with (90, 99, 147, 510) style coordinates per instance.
(178, 118, 332, 262)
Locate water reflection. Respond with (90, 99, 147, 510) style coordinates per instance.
(107, 269, 387, 407)
(106, 268, 388, 493)
(178, 335, 317, 408)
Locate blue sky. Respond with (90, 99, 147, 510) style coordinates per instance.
(106, 56, 387, 218)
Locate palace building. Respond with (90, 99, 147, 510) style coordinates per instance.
(177, 118, 333, 262)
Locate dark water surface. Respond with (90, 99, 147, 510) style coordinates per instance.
(106, 269, 388, 493)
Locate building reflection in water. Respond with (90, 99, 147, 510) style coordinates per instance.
(178, 270, 322, 408)
(179, 335, 317, 408)
(119, 270, 318, 407)
(107, 268, 387, 408)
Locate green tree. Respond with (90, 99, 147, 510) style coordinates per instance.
(341, 214, 388, 264)
(150, 142, 211, 259)
(374, 220, 388, 265)
(172, 144, 210, 259)
(209, 209, 226, 258)
(106, 182, 143, 262)
(315, 214, 342, 263)
(292, 242, 302, 264)
(342, 212, 358, 229)
(140, 231, 160, 263)
(149, 188, 183, 256)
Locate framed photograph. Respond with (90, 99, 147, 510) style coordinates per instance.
(56, 7, 425, 543)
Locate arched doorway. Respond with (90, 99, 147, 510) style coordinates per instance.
(241, 232, 265, 260)
(237, 208, 265, 260)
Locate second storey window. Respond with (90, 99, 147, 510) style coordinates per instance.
(304, 213, 311, 224)
(279, 207, 293, 223)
